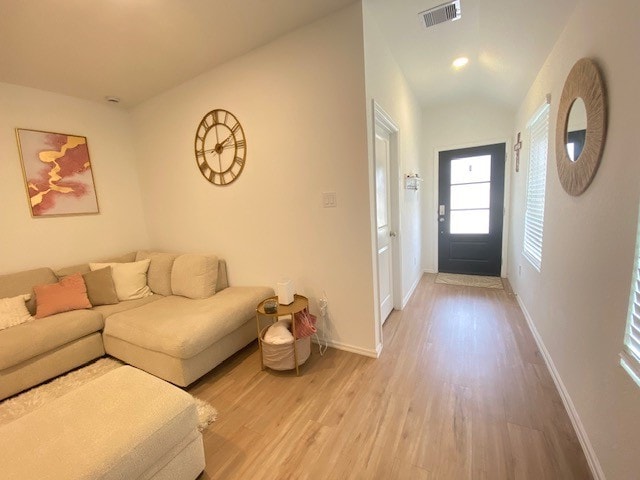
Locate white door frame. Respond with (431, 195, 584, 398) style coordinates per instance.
(372, 100, 402, 345)
(432, 137, 512, 277)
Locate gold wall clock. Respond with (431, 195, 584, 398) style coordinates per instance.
(194, 109, 246, 186)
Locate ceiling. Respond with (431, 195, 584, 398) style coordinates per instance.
(366, 0, 578, 108)
(0, 0, 577, 110)
(0, 0, 356, 108)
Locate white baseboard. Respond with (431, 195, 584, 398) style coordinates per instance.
(310, 337, 379, 358)
(423, 268, 437, 274)
(515, 294, 605, 480)
(402, 272, 422, 308)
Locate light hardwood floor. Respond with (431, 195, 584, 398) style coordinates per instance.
(189, 274, 592, 480)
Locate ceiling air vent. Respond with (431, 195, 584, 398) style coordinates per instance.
(419, 0, 461, 29)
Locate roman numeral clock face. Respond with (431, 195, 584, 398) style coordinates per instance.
(194, 109, 246, 186)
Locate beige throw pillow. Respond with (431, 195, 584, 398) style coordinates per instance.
(0, 294, 34, 331)
(171, 254, 218, 299)
(89, 259, 152, 301)
(81, 266, 119, 305)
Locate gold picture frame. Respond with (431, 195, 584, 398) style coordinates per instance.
(16, 128, 100, 217)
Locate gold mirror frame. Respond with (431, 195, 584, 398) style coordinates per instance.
(555, 58, 607, 196)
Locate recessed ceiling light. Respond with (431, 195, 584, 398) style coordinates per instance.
(452, 57, 469, 69)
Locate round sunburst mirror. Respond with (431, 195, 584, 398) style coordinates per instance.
(555, 58, 607, 196)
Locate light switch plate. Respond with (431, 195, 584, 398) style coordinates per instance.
(322, 192, 337, 208)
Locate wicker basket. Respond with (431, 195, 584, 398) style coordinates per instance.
(260, 325, 310, 371)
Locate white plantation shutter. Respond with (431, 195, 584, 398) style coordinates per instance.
(523, 102, 550, 271)
(622, 214, 640, 387)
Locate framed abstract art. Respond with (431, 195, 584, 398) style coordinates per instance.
(15, 128, 99, 217)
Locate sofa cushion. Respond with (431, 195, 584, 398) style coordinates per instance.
(0, 309, 104, 370)
(90, 260, 152, 301)
(101, 252, 137, 264)
(0, 294, 33, 331)
(171, 254, 218, 299)
(53, 252, 137, 279)
(0, 268, 58, 315)
(33, 274, 92, 318)
(54, 263, 91, 278)
(217, 259, 229, 291)
(136, 251, 179, 296)
(104, 286, 273, 359)
(81, 267, 119, 306)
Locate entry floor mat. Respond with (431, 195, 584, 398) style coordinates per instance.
(435, 273, 504, 289)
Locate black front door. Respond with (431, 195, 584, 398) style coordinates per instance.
(438, 143, 506, 276)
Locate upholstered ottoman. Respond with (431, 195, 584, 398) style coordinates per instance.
(0, 366, 205, 479)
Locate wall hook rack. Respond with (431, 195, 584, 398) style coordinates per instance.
(404, 173, 423, 190)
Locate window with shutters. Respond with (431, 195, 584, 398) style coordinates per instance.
(523, 102, 550, 271)
(622, 212, 640, 388)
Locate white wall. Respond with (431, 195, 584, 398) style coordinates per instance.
(507, 0, 640, 478)
(363, 3, 423, 349)
(0, 83, 149, 274)
(420, 98, 515, 273)
(131, 4, 378, 356)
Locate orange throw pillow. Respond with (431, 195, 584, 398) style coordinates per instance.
(34, 273, 92, 318)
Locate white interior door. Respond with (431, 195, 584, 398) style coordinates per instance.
(375, 127, 393, 324)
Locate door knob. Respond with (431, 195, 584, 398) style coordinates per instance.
(439, 218, 445, 223)
(390, 231, 397, 237)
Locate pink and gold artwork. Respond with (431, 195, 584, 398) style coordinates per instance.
(16, 129, 99, 217)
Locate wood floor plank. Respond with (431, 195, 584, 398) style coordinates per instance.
(507, 422, 558, 480)
(471, 418, 514, 480)
(191, 274, 592, 479)
(390, 459, 434, 480)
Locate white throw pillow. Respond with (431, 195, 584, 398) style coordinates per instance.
(0, 294, 33, 331)
(89, 259, 152, 301)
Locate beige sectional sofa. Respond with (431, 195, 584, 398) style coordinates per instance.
(0, 251, 273, 400)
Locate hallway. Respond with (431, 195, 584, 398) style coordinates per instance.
(190, 274, 591, 479)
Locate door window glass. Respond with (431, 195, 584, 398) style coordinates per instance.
(451, 210, 490, 234)
(451, 183, 490, 210)
(449, 155, 492, 234)
(451, 155, 491, 184)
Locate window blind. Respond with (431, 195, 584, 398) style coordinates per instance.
(523, 102, 550, 271)
(622, 212, 640, 387)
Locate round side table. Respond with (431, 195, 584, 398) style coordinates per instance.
(256, 294, 309, 375)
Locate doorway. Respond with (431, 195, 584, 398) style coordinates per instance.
(438, 143, 506, 276)
(375, 126, 394, 324)
(372, 102, 400, 336)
